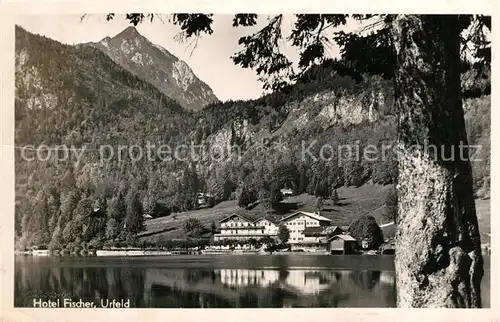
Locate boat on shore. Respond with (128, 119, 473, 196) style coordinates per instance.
(95, 249, 174, 256)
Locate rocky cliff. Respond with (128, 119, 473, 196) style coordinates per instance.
(86, 27, 219, 111)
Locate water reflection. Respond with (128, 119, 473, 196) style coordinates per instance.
(216, 269, 342, 295)
(15, 256, 399, 308)
(143, 268, 396, 308)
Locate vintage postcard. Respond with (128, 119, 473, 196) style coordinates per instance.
(0, 1, 498, 321)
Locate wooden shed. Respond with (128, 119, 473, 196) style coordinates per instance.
(380, 243, 395, 255)
(328, 234, 357, 255)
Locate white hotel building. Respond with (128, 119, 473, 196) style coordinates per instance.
(213, 211, 332, 244)
(280, 211, 331, 243)
(213, 214, 279, 241)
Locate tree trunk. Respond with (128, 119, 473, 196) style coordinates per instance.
(391, 15, 484, 308)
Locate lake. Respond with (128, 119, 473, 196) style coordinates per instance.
(14, 254, 490, 308)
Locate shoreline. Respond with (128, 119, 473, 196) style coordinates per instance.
(14, 249, 382, 257)
(16, 247, 491, 257)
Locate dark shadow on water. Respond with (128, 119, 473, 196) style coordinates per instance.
(349, 271, 381, 291)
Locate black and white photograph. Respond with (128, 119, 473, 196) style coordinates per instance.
(6, 10, 493, 312)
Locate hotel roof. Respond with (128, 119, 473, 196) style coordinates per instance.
(253, 217, 279, 225)
(302, 226, 325, 236)
(328, 234, 357, 242)
(218, 213, 253, 223)
(303, 226, 343, 236)
(280, 211, 332, 222)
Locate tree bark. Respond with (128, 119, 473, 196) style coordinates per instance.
(391, 15, 484, 308)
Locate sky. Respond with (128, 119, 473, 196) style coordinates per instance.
(16, 14, 359, 101)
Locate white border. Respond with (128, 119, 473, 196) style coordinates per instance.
(1, 1, 498, 321)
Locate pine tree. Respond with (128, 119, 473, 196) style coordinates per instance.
(298, 165, 308, 194)
(124, 190, 144, 235)
(277, 224, 290, 245)
(108, 194, 127, 222)
(391, 15, 484, 307)
(269, 181, 284, 209)
(105, 218, 119, 241)
(238, 185, 258, 208)
(315, 196, 323, 213)
(48, 224, 63, 251)
(210, 221, 217, 235)
(332, 189, 339, 205)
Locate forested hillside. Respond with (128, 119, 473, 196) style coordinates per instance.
(15, 25, 198, 249)
(14, 26, 490, 250)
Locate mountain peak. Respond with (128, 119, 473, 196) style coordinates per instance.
(113, 26, 143, 40)
(90, 27, 219, 111)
